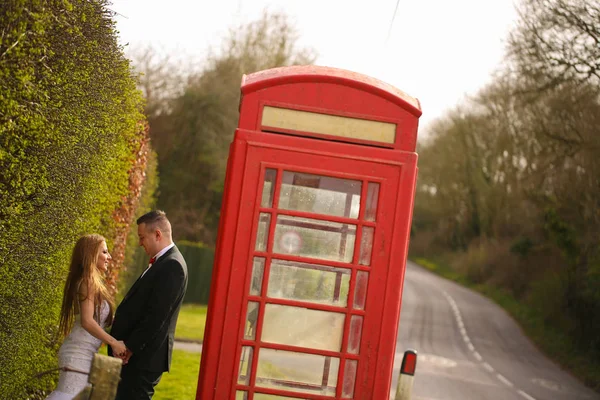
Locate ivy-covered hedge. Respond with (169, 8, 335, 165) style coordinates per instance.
(117, 148, 159, 301)
(127, 241, 215, 305)
(0, 1, 146, 398)
(178, 241, 214, 305)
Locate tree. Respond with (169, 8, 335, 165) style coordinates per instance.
(128, 44, 186, 118)
(149, 11, 316, 244)
(508, 0, 600, 89)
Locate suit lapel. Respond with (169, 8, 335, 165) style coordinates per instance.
(119, 246, 178, 305)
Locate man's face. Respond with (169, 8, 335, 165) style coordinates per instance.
(138, 223, 158, 257)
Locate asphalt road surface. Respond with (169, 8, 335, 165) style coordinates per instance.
(390, 261, 600, 400)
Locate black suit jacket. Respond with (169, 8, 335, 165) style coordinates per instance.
(110, 245, 188, 372)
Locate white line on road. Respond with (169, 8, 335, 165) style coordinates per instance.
(497, 373, 514, 387)
(483, 362, 495, 373)
(441, 291, 537, 400)
(518, 390, 537, 400)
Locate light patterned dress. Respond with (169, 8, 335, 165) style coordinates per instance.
(45, 300, 109, 400)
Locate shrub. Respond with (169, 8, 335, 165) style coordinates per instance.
(0, 1, 146, 397)
(127, 241, 215, 305)
(177, 241, 214, 305)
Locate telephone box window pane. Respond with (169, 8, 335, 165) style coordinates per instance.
(238, 346, 253, 385)
(347, 315, 363, 354)
(358, 226, 374, 266)
(250, 257, 265, 296)
(267, 259, 350, 306)
(365, 182, 380, 221)
(274, 215, 356, 263)
(245, 302, 259, 340)
(256, 213, 271, 251)
(262, 304, 345, 352)
(256, 349, 339, 396)
(236, 391, 248, 400)
(262, 169, 277, 208)
(279, 171, 361, 219)
(353, 271, 369, 310)
(342, 359, 358, 398)
(254, 394, 306, 400)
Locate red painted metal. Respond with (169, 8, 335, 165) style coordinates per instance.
(197, 66, 420, 400)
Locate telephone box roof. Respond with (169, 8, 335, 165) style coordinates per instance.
(241, 65, 422, 118)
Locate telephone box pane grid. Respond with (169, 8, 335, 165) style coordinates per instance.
(241, 167, 381, 398)
(237, 388, 342, 400)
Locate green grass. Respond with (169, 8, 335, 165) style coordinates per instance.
(412, 256, 600, 392)
(414, 256, 470, 285)
(154, 350, 201, 400)
(175, 304, 208, 342)
(95, 304, 206, 399)
(97, 345, 201, 399)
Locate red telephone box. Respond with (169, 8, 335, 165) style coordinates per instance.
(197, 65, 421, 400)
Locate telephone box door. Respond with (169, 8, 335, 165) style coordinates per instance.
(206, 135, 415, 400)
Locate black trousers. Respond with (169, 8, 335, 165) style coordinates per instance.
(115, 363, 163, 400)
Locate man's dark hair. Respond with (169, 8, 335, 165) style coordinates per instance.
(137, 210, 172, 237)
(137, 210, 168, 226)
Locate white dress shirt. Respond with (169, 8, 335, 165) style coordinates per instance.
(140, 243, 175, 279)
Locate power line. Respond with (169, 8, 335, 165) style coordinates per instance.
(386, 0, 401, 44)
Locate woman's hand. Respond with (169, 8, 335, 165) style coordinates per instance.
(110, 340, 127, 357)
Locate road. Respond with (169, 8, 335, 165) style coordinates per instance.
(390, 261, 600, 400)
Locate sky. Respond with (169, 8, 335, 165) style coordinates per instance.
(109, 0, 520, 134)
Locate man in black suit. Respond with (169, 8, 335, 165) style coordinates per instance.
(110, 210, 188, 399)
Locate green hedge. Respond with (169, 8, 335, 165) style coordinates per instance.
(118, 149, 159, 302)
(0, 1, 145, 398)
(178, 241, 214, 304)
(127, 241, 215, 305)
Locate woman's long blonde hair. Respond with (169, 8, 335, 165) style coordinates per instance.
(58, 234, 114, 337)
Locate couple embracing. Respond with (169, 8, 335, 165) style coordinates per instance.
(46, 210, 188, 400)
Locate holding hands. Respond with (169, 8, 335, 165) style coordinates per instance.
(117, 348, 133, 365)
(110, 339, 128, 358)
(110, 339, 132, 365)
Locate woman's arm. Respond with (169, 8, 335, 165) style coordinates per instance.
(79, 283, 127, 356)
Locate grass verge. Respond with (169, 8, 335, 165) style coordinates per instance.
(175, 304, 207, 342)
(154, 350, 201, 399)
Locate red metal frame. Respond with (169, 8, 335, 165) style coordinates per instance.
(197, 66, 420, 400)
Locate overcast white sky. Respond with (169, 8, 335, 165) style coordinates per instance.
(110, 0, 519, 133)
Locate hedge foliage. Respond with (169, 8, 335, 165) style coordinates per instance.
(117, 148, 159, 301)
(177, 241, 214, 305)
(128, 241, 215, 305)
(0, 1, 146, 398)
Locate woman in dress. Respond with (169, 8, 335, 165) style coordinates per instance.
(46, 234, 127, 400)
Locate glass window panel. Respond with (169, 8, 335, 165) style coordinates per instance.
(245, 302, 259, 340)
(279, 171, 361, 219)
(358, 226, 374, 266)
(262, 304, 345, 352)
(250, 257, 265, 296)
(365, 182, 380, 221)
(267, 259, 350, 307)
(254, 394, 307, 400)
(255, 213, 271, 251)
(347, 315, 363, 354)
(238, 346, 253, 385)
(236, 391, 248, 400)
(353, 271, 369, 310)
(261, 169, 277, 208)
(273, 215, 356, 263)
(256, 349, 339, 396)
(342, 359, 358, 398)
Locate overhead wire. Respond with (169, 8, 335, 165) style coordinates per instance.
(386, 0, 401, 44)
